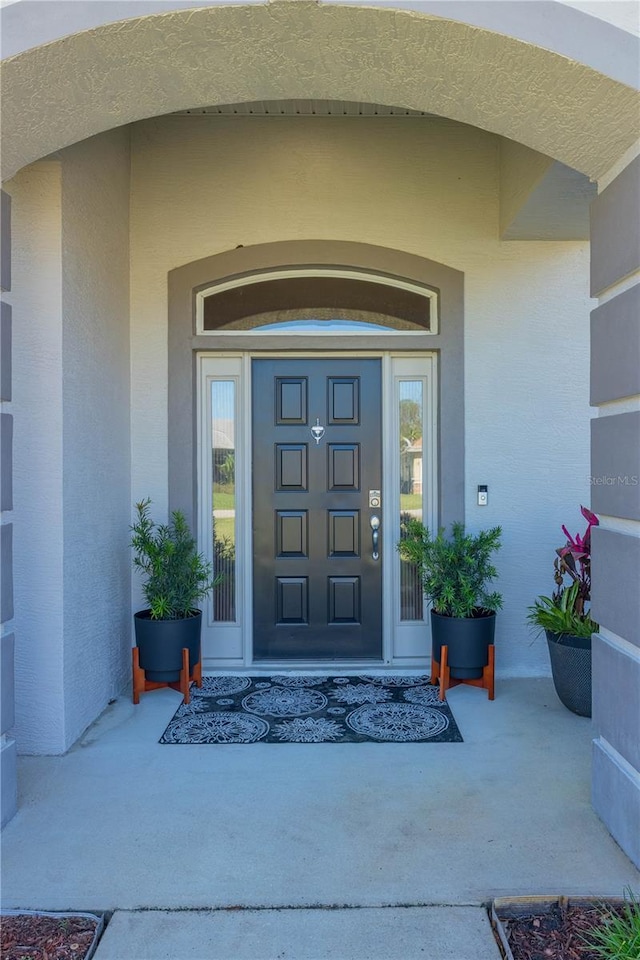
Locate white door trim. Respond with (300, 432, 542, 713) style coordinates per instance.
(197, 350, 438, 672)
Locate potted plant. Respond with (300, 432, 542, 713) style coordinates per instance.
(527, 505, 599, 717)
(397, 520, 503, 688)
(130, 498, 221, 683)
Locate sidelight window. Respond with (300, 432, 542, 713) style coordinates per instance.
(211, 380, 236, 621)
(398, 380, 425, 621)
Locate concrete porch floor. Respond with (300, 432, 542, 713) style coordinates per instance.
(2, 678, 638, 958)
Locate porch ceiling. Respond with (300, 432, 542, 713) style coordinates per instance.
(1, 3, 639, 182)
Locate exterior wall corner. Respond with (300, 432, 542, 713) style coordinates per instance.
(590, 149, 640, 870)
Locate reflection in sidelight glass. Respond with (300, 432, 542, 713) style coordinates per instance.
(211, 381, 236, 621)
(399, 381, 425, 621)
(250, 319, 403, 332)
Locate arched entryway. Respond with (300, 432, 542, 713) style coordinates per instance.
(1, 2, 637, 180)
(168, 242, 463, 669)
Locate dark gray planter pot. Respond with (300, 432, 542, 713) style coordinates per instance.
(545, 629, 592, 718)
(430, 609, 496, 679)
(134, 609, 202, 683)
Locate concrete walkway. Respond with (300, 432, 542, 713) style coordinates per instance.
(92, 906, 498, 959)
(2, 678, 639, 959)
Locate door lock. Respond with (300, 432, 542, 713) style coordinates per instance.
(369, 490, 381, 508)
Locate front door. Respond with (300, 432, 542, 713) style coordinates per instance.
(252, 358, 383, 660)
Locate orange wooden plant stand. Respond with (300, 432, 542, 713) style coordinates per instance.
(431, 643, 495, 701)
(132, 646, 202, 705)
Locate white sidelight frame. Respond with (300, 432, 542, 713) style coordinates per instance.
(197, 351, 438, 672)
(389, 355, 439, 658)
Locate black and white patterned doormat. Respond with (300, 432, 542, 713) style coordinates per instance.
(159, 676, 463, 744)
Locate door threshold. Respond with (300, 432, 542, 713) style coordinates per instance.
(203, 662, 430, 676)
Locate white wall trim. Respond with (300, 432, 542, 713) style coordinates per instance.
(597, 515, 640, 536)
(594, 270, 640, 306)
(593, 735, 640, 788)
(597, 627, 640, 663)
(596, 396, 640, 416)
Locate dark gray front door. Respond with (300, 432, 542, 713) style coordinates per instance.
(252, 358, 383, 660)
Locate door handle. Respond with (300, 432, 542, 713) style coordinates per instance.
(370, 515, 380, 561)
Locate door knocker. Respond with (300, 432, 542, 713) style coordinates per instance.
(311, 418, 326, 445)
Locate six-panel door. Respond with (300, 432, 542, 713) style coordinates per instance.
(252, 358, 383, 660)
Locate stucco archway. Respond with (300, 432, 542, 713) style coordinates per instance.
(167, 239, 464, 526)
(1, 2, 638, 182)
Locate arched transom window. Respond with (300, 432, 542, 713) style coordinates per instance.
(195, 268, 439, 335)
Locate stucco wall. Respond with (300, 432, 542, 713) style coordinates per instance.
(130, 115, 592, 676)
(6, 129, 131, 754)
(2, 2, 638, 184)
(60, 129, 132, 748)
(5, 162, 65, 753)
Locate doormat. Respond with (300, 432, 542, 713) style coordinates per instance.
(159, 676, 463, 744)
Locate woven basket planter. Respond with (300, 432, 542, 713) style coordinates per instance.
(545, 630, 592, 718)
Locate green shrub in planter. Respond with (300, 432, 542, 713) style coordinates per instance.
(131, 498, 222, 682)
(397, 520, 502, 681)
(397, 519, 503, 618)
(131, 498, 219, 620)
(527, 580, 598, 640)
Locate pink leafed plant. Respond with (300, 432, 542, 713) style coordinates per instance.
(553, 505, 599, 617)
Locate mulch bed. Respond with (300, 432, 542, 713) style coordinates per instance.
(497, 900, 627, 960)
(1, 913, 101, 960)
